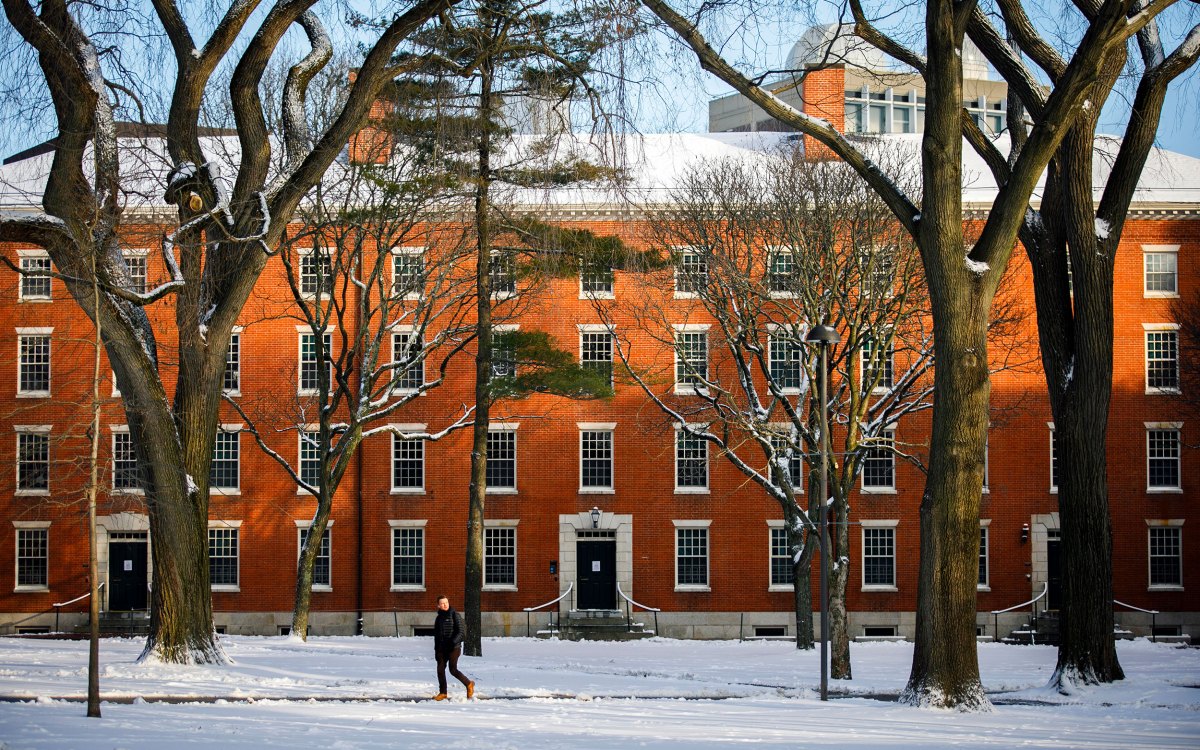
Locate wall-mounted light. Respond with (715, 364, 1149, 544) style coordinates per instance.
(1020, 523, 1030, 544)
(590, 506, 601, 529)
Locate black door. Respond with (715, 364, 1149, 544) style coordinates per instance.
(577, 540, 616, 610)
(1046, 535, 1062, 611)
(109, 541, 148, 611)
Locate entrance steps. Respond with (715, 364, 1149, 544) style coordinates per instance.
(537, 609, 655, 641)
(1003, 612, 1138, 645)
(74, 610, 150, 638)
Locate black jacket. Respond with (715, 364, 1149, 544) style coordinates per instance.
(434, 607, 465, 651)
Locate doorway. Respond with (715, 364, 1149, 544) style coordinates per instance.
(1046, 530, 1062, 612)
(108, 533, 149, 611)
(576, 536, 616, 610)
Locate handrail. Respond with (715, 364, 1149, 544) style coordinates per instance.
(52, 581, 104, 609)
(617, 583, 659, 636)
(522, 582, 573, 612)
(523, 583, 572, 638)
(1114, 599, 1161, 643)
(991, 582, 1048, 615)
(1114, 599, 1158, 615)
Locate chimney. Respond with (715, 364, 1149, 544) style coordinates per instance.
(347, 70, 395, 165)
(800, 65, 845, 161)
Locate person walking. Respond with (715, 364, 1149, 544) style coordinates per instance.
(432, 595, 475, 701)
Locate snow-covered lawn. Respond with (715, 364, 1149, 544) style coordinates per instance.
(0, 635, 1197, 749)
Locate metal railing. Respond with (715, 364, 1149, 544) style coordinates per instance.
(617, 583, 659, 635)
(1114, 599, 1161, 642)
(52, 582, 105, 633)
(523, 583, 573, 637)
(990, 582, 1048, 643)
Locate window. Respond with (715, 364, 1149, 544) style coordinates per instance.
(300, 250, 333, 296)
(861, 429, 896, 491)
(1147, 426, 1181, 491)
(210, 428, 240, 493)
(768, 332, 803, 391)
(770, 526, 794, 586)
(675, 429, 708, 492)
(299, 430, 321, 488)
(581, 261, 614, 297)
(18, 252, 51, 301)
(1148, 525, 1182, 588)
(486, 428, 517, 491)
(298, 526, 331, 588)
(766, 249, 798, 295)
(16, 429, 49, 493)
(862, 525, 896, 588)
(892, 105, 913, 133)
(15, 527, 48, 589)
(674, 251, 707, 296)
(674, 328, 708, 392)
(392, 331, 424, 392)
(861, 334, 894, 392)
(1049, 425, 1058, 493)
(769, 434, 803, 489)
(223, 332, 241, 395)
(392, 526, 425, 588)
(124, 253, 147, 295)
(298, 331, 331, 394)
(17, 331, 51, 396)
(675, 525, 709, 588)
(859, 245, 894, 297)
(978, 524, 989, 589)
(491, 328, 517, 379)
(112, 429, 143, 492)
(484, 526, 516, 587)
(209, 527, 239, 589)
(580, 329, 614, 388)
(580, 428, 614, 491)
(490, 252, 515, 296)
(1144, 246, 1179, 296)
(392, 433, 424, 492)
(391, 248, 425, 298)
(1145, 327, 1179, 393)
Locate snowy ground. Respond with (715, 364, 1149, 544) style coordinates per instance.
(0, 636, 1197, 749)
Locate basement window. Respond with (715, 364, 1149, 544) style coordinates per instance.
(754, 626, 786, 637)
(863, 626, 896, 637)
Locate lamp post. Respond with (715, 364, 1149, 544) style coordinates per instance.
(806, 323, 840, 702)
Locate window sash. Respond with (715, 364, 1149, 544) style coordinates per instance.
(581, 262, 614, 295)
(299, 333, 332, 393)
(298, 528, 331, 587)
(17, 432, 49, 491)
(223, 333, 240, 393)
(978, 527, 989, 587)
(675, 332, 707, 388)
(675, 253, 707, 294)
(1144, 252, 1178, 294)
(486, 431, 516, 489)
(484, 527, 516, 586)
(392, 436, 424, 490)
(1146, 331, 1179, 391)
(863, 528, 895, 586)
(676, 527, 709, 586)
(19, 256, 51, 299)
(1149, 527, 1182, 586)
(675, 432, 708, 489)
(767, 252, 798, 293)
(490, 253, 515, 295)
(112, 432, 142, 491)
(299, 431, 321, 487)
(210, 431, 240, 490)
(581, 332, 613, 387)
(16, 528, 48, 587)
(392, 528, 424, 586)
(580, 430, 613, 489)
(18, 335, 51, 393)
(769, 435, 803, 489)
(300, 252, 333, 296)
(861, 431, 895, 489)
(125, 255, 148, 295)
(862, 336, 894, 390)
(208, 528, 239, 587)
(392, 332, 424, 391)
(770, 527, 794, 586)
(392, 253, 425, 297)
(768, 335, 803, 390)
(1147, 429, 1181, 488)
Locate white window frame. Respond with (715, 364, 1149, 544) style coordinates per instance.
(111, 425, 143, 495)
(296, 520, 333, 591)
(1144, 324, 1180, 395)
(860, 331, 895, 394)
(767, 327, 803, 394)
(579, 325, 614, 390)
(673, 249, 707, 298)
(1146, 519, 1184, 591)
(674, 425, 710, 494)
(298, 427, 320, 494)
(391, 327, 425, 395)
(490, 323, 519, 380)
(489, 252, 516, 299)
(16, 328, 52, 398)
(673, 520, 712, 592)
(1049, 422, 1058, 494)
(389, 520, 427, 591)
(578, 422, 616, 493)
(978, 520, 991, 591)
(861, 520, 899, 592)
(765, 246, 799, 298)
(483, 520, 518, 591)
(390, 425, 426, 494)
(767, 520, 793, 592)
(486, 423, 519, 494)
(122, 248, 150, 295)
(768, 429, 803, 491)
(860, 427, 897, 493)
(297, 328, 332, 396)
(17, 249, 52, 302)
(208, 521, 242, 592)
(390, 246, 425, 300)
(1143, 245, 1179, 298)
(14, 520, 50, 592)
(210, 424, 242, 495)
(1146, 422, 1183, 493)
(298, 246, 333, 298)
(672, 323, 709, 395)
(14, 425, 50, 496)
(223, 328, 242, 396)
(579, 261, 615, 299)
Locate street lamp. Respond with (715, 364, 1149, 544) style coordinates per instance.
(806, 323, 840, 702)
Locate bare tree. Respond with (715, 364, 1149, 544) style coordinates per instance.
(963, 2, 1200, 689)
(638, 0, 1176, 708)
(0, 0, 455, 663)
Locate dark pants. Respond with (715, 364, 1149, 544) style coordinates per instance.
(436, 646, 471, 694)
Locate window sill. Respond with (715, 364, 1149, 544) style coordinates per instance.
(311, 585, 332, 592)
(860, 487, 897, 495)
(391, 488, 426, 495)
(112, 488, 145, 496)
(1145, 387, 1181, 396)
(674, 585, 711, 593)
(16, 392, 50, 399)
(13, 585, 48, 593)
(391, 584, 427, 592)
(1143, 291, 1179, 299)
(483, 585, 518, 592)
(18, 298, 52, 304)
(580, 292, 615, 300)
(1148, 585, 1184, 592)
(210, 488, 241, 496)
(14, 490, 49, 497)
(674, 487, 710, 495)
(578, 487, 615, 495)
(391, 388, 427, 398)
(976, 585, 991, 592)
(768, 584, 793, 593)
(1147, 487, 1184, 494)
(485, 488, 518, 495)
(297, 390, 319, 397)
(768, 291, 798, 299)
(211, 585, 240, 593)
(673, 291, 700, 300)
(861, 585, 898, 593)
(223, 390, 242, 398)
(1050, 488, 1059, 495)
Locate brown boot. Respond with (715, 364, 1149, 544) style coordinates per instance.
(466, 681, 475, 700)
(433, 693, 448, 701)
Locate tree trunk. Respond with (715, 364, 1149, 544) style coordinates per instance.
(293, 510, 333, 641)
(790, 524, 814, 650)
(830, 495, 851, 680)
